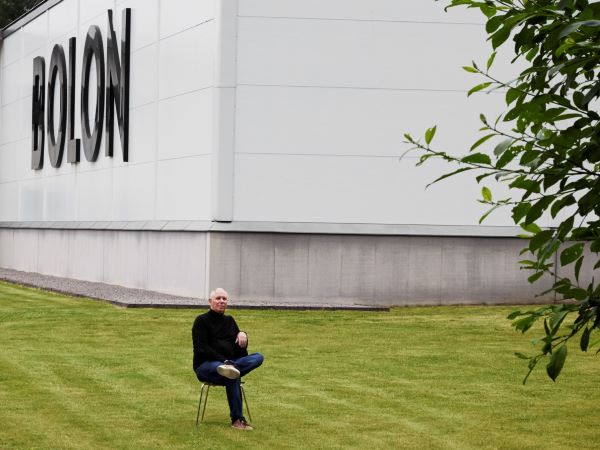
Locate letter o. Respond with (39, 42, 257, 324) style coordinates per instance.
(81, 25, 105, 162)
(47, 44, 67, 168)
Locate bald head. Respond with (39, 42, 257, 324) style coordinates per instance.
(209, 287, 229, 314)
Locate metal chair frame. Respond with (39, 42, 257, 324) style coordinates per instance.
(195, 381, 252, 426)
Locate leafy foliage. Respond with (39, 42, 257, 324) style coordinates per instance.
(404, 0, 600, 382)
(0, 0, 43, 29)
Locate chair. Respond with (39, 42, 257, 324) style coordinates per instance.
(195, 381, 252, 426)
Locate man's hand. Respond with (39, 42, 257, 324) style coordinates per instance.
(235, 331, 248, 348)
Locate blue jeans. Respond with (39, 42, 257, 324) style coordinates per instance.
(195, 353, 264, 422)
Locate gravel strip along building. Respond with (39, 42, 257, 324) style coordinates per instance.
(0, 0, 556, 307)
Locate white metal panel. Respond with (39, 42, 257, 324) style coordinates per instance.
(19, 177, 45, 221)
(1, 32, 23, 68)
(158, 22, 215, 99)
(0, 100, 23, 144)
(44, 173, 77, 221)
(48, 0, 77, 41)
(102, 230, 149, 288)
(0, 183, 18, 220)
(159, 0, 215, 38)
(0, 141, 25, 184)
(22, 12, 48, 56)
(12, 229, 39, 272)
(118, 0, 159, 51)
(128, 102, 157, 164)
(238, 0, 482, 23)
(1, 60, 24, 105)
(20, 97, 32, 141)
(0, 230, 15, 266)
(112, 162, 155, 220)
(12, 139, 32, 183)
(237, 17, 494, 91)
(80, 0, 116, 24)
(37, 229, 70, 275)
(155, 155, 212, 220)
(147, 231, 207, 296)
(68, 230, 106, 282)
(211, 86, 235, 220)
(158, 88, 213, 160)
(75, 169, 114, 221)
(129, 43, 158, 107)
(236, 86, 505, 158)
(233, 154, 514, 226)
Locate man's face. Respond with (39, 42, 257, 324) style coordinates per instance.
(209, 289, 228, 314)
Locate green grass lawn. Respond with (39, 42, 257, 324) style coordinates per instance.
(0, 281, 598, 450)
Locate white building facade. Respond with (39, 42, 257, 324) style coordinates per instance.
(0, 0, 553, 305)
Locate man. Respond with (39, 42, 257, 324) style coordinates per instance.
(192, 287, 264, 430)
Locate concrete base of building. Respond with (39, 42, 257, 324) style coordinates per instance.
(0, 227, 556, 306)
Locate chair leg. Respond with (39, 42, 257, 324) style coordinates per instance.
(241, 385, 252, 423)
(200, 385, 211, 422)
(196, 383, 207, 426)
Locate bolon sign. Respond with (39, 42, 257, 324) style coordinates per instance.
(31, 9, 131, 170)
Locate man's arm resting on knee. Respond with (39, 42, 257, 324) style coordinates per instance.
(235, 331, 248, 348)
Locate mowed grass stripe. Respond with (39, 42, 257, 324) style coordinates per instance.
(1, 281, 598, 450)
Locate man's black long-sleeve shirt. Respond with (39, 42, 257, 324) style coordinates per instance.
(192, 309, 248, 370)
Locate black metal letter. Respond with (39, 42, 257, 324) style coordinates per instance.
(81, 25, 105, 162)
(105, 8, 131, 161)
(67, 37, 80, 163)
(31, 57, 45, 170)
(47, 44, 67, 168)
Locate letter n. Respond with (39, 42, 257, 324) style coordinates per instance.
(105, 8, 131, 161)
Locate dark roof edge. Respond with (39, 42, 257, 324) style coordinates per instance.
(1, 0, 63, 40)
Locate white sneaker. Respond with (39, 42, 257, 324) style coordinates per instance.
(217, 364, 240, 379)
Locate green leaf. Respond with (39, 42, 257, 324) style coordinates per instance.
(468, 82, 492, 97)
(426, 167, 473, 188)
(560, 243, 584, 266)
(507, 310, 522, 320)
(521, 223, 542, 234)
(546, 345, 567, 382)
(496, 147, 517, 169)
(514, 352, 530, 360)
(491, 25, 511, 49)
(425, 126, 437, 145)
(568, 287, 588, 300)
(505, 88, 521, 105)
(486, 15, 503, 33)
(513, 315, 537, 333)
(551, 195, 575, 219)
(549, 310, 569, 334)
(493, 139, 513, 156)
(481, 186, 492, 202)
(509, 176, 540, 194)
(529, 230, 554, 252)
(558, 20, 600, 39)
(462, 65, 479, 73)
(461, 153, 492, 165)
(528, 272, 544, 283)
(479, 204, 501, 224)
(580, 327, 591, 352)
(487, 52, 496, 70)
(574, 256, 584, 283)
(470, 134, 495, 151)
(520, 149, 541, 165)
(525, 196, 554, 225)
(512, 203, 531, 224)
